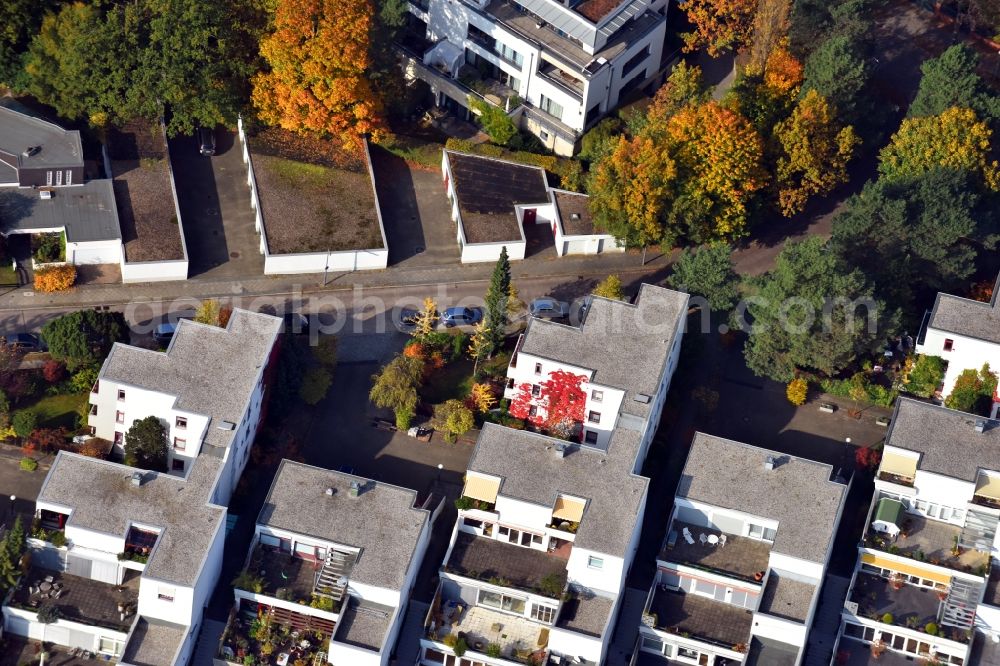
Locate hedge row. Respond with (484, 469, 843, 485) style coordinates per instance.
(444, 138, 584, 192)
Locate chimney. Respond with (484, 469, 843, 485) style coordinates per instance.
(763, 456, 775, 471)
(325, 487, 334, 496)
(130, 472, 143, 487)
(349, 481, 360, 498)
(976, 420, 987, 434)
(554, 444, 567, 459)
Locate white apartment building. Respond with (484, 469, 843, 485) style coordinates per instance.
(225, 461, 438, 666)
(1, 309, 282, 664)
(638, 433, 849, 666)
(420, 283, 689, 666)
(832, 398, 1000, 665)
(402, 0, 670, 155)
(87, 310, 283, 505)
(915, 273, 1000, 400)
(441, 149, 622, 263)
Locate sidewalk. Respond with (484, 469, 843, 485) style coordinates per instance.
(0, 249, 674, 312)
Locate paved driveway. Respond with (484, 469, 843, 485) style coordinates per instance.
(168, 129, 264, 279)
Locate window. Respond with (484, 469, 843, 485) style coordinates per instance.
(117, 389, 125, 401)
(496, 42, 523, 67)
(98, 637, 124, 656)
(479, 589, 527, 615)
(157, 587, 175, 602)
(587, 555, 604, 569)
(175, 416, 187, 429)
(173, 437, 186, 451)
(55, 170, 63, 186)
(424, 649, 446, 664)
(621, 46, 650, 77)
(641, 635, 664, 651)
(748, 523, 776, 541)
(115, 410, 125, 424)
(531, 384, 541, 397)
(944, 338, 954, 351)
(530, 603, 556, 624)
(529, 405, 538, 417)
(65, 170, 72, 186)
(591, 390, 603, 402)
(588, 411, 601, 424)
(534, 362, 542, 375)
(584, 430, 598, 444)
(539, 95, 564, 120)
(540, 130, 550, 141)
(46, 171, 53, 186)
(171, 459, 185, 472)
(114, 431, 123, 445)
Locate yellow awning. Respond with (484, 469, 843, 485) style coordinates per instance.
(976, 473, 1000, 499)
(463, 475, 500, 504)
(861, 553, 952, 585)
(880, 450, 918, 480)
(552, 496, 586, 522)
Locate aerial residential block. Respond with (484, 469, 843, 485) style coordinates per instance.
(639, 433, 849, 665)
(916, 272, 1000, 402)
(0, 309, 282, 664)
(833, 398, 1000, 665)
(401, 0, 671, 155)
(419, 283, 688, 666)
(222, 460, 438, 666)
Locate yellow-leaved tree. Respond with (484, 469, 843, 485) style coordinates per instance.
(680, 0, 757, 56)
(878, 106, 999, 189)
(252, 0, 387, 154)
(774, 89, 859, 216)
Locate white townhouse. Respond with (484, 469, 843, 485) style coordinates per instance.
(916, 273, 1000, 402)
(441, 150, 622, 263)
(419, 283, 689, 666)
(0, 309, 282, 664)
(638, 433, 849, 666)
(225, 461, 438, 666)
(832, 398, 1000, 666)
(403, 0, 670, 155)
(87, 309, 283, 505)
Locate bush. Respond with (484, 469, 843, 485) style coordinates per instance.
(49, 531, 67, 547)
(42, 360, 65, 384)
(786, 378, 809, 405)
(299, 367, 332, 405)
(881, 613, 894, 624)
(70, 367, 100, 393)
(444, 138, 583, 191)
(313, 336, 338, 367)
(925, 623, 938, 635)
(904, 354, 945, 397)
(34, 265, 76, 292)
(19, 457, 37, 471)
(486, 643, 502, 658)
(538, 572, 567, 598)
(12, 411, 37, 439)
(449, 333, 467, 362)
(78, 438, 109, 459)
(26, 428, 68, 454)
(32, 233, 64, 264)
(433, 399, 474, 443)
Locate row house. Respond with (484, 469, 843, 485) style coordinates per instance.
(1, 309, 282, 663)
(833, 398, 1000, 665)
(401, 0, 671, 155)
(420, 283, 690, 666)
(637, 433, 849, 666)
(225, 461, 437, 666)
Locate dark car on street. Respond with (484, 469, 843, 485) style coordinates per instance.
(441, 306, 483, 327)
(198, 126, 216, 156)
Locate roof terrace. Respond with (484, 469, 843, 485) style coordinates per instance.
(849, 572, 942, 633)
(9, 566, 139, 633)
(864, 513, 990, 575)
(648, 588, 752, 649)
(660, 520, 771, 583)
(430, 596, 549, 662)
(238, 542, 328, 606)
(445, 532, 568, 599)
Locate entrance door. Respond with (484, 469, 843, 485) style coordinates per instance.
(523, 209, 536, 224)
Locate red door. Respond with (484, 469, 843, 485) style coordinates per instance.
(523, 208, 536, 224)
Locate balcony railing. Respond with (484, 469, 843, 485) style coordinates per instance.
(877, 471, 914, 487)
(538, 65, 584, 99)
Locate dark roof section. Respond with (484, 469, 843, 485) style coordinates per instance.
(446, 150, 549, 244)
(0, 104, 83, 169)
(0, 180, 122, 242)
(552, 189, 600, 236)
(576, 0, 624, 22)
(885, 398, 1000, 482)
(927, 272, 1000, 345)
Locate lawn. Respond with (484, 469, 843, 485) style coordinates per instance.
(420, 359, 476, 405)
(0, 265, 18, 287)
(383, 134, 443, 169)
(29, 393, 89, 430)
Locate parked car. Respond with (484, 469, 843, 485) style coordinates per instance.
(441, 306, 483, 327)
(198, 126, 216, 156)
(394, 308, 421, 333)
(528, 298, 569, 319)
(4, 333, 41, 352)
(283, 312, 310, 335)
(153, 323, 177, 346)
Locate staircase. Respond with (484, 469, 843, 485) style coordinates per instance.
(802, 575, 850, 666)
(313, 549, 353, 603)
(961, 510, 999, 552)
(191, 618, 227, 665)
(942, 577, 982, 629)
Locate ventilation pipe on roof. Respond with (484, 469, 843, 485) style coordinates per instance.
(130, 471, 143, 487)
(764, 456, 775, 471)
(325, 487, 335, 496)
(349, 481, 360, 498)
(976, 420, 987, 434)
(554, 443, 567, 459)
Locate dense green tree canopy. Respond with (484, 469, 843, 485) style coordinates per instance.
(908, 45, 1000, 122)
(124, 416, 168, 472)
(741, 236, 886, 382)
(801, 34, 869, 125)
(0, 0, 62, 88)
(668, 244, 739, 311)
(41, 310, 128, 371)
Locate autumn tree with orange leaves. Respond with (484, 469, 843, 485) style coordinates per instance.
(252, 0, 388, 154)
(680, 0, 757, 56)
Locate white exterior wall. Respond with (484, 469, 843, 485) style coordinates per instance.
(67, 239, 123, 265)
(566, 547, 625, 593)
(909, 470, 976, 526)
(752, 612, 808, 647)
(917, 327, 1000, 396)
(137, 578, 197, 626)
(494, 496, 555, 543)
(263, 248, 389, 275)
(548, 626, 604, 662)
(461, 240, 526, 263)
(4, 606, 130, 657)
(328, 640, 383, 666)
(120, 258, 189, 283)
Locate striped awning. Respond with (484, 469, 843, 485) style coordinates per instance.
(880, 449, 917, 480)
(552, 496, 586, 522)
(976, 473, 1000, 499)
(463, 474, 500, 504)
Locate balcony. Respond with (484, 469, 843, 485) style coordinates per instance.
(647, 587, 752, 650)
(849, 572, 944, 634)
(220, 599, 334, 664)
(538, 63, 584, 99)
(426, 590, 549, 662)
(8, 565, 140, 632)
(659, 520, 770, 583)
(445, 533, 568, 599)
(235, 542, 329, 606)
(864, 515, 990, 575)
(457, 65, 521, 110)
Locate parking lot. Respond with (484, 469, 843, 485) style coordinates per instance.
(168, 129, 263, 279)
